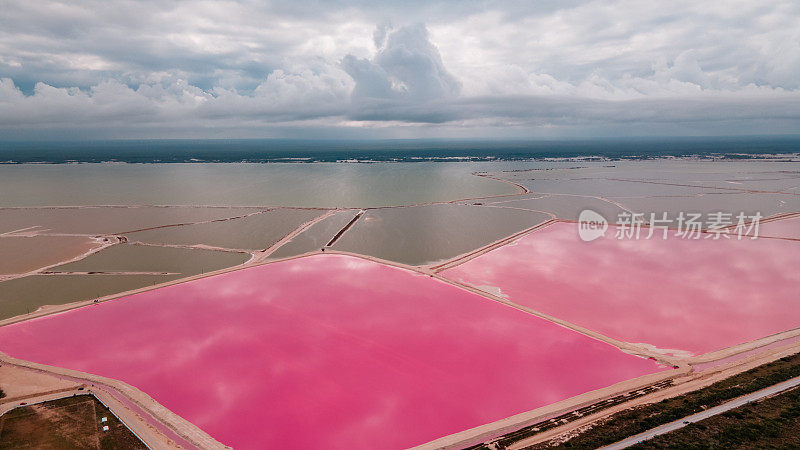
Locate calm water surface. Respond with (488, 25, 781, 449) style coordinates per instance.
(444, 221, 800, 355)
(0, 163, 522, 207)
(0, 254, 664, 449)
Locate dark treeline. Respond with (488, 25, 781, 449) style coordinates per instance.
(1, 137, 799, 163)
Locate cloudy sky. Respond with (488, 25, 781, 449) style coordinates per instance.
(1, 0, 799, 139)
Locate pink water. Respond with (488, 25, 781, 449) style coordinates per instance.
(0, 254, 662, 449)
(691, 335, 800, 372)
(759, 215, 800, 240)
(444, 223, 800, 356)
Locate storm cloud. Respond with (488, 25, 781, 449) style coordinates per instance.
(1, 0, 799, 138)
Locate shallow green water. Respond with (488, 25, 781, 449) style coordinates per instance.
(0, 163, 520, 208)
(0, 274, 180, 320)
(270, 210, 359, 258)
(332, 204, 551, 265)
(126, 209, 323, 250)
(53, 244, 249, 275)
(0, 206, 262, 235)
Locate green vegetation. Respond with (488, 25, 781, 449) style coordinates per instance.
(465, 380, 675, 450)
(633, 386, 800, 449)
(0, 394, 147, 449)
(531, 352, 800, 449)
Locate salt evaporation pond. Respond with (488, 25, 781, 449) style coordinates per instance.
(443, 222, 800, 356)
(758, 215, 800, 240)
(0, 254, 662, 449)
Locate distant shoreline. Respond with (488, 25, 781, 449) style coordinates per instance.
(1, 137, 799, 164)
(2, 154, 799, 164)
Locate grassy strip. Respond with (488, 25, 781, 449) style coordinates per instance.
(632, 386, 800, 449)
(529, 351, 800, 449)
(465, 380, 675, 450)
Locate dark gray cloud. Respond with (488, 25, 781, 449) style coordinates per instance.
(1, 0, 799, 138)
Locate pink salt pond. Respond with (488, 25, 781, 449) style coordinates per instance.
(444, 222, 800, 357)
(0, 254, 662, 449)
(759, 215, 800, 240)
